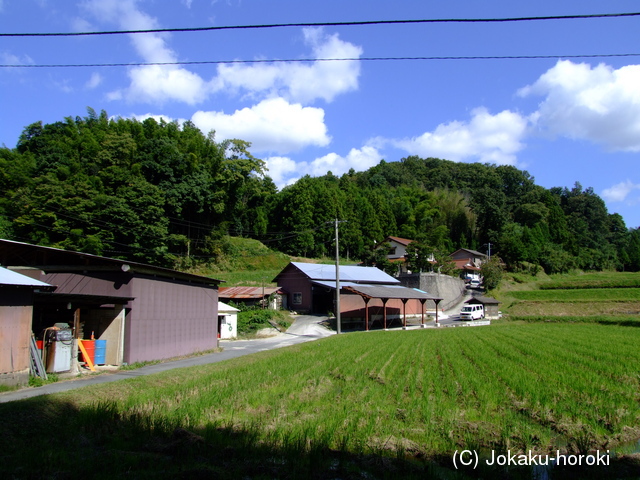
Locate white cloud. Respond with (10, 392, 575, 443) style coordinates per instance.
(519, 60, 640, 152)
(130, 112, 180, 125)
(602, 180, 640, 203)
(191, 97, 330, 154)
(82, 0, 210, 104)
(264, 156, 299, 188)
(124, 65, 210, 105)
(212, 27, 362, 103)
(265, 146, 382, 189)
(80, 3, 361, 108)
(392, 108, 528, 165)
(1, 51, 33, 66)
(85, 72, 103, 89)
(308, 145, 381, 176)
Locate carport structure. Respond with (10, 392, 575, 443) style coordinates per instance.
(343, 284, 443, 331)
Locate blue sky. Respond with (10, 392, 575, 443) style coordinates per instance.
(2, 0, 640, 229)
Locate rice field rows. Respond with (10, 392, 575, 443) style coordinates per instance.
(53, 323, 640, 459)
(3, 322, 640, 478)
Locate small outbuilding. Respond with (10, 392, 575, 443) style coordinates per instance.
(464, 295, 501, 319)
(0, 267, 54, 386)
(219, 286, 286, 310)
(217, 301, 239, 339)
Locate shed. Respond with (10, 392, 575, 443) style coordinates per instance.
(219, 286, 286, 310)
(464, 295, 501, 319)
(217, 301, 239, 339)
(274, 262, 442, 329)
(0, 267, 54, 386)
(0, 239, 221, 369)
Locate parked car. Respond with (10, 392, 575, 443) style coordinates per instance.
(468, 279, 482, 288)
(460, 304, 484, 321)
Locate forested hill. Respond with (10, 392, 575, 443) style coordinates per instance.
(1, 109, 639, 273)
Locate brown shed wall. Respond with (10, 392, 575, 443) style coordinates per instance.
(125, 277, 218, 364)
(0, 288, 34, 383)
(277, 268, 314, 312)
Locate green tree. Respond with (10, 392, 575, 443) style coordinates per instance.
(480, 256, 504, 291)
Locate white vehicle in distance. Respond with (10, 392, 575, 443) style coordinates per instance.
(460, 304, 484, 321)
(467, 278, 482, 289)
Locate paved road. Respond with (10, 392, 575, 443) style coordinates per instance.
(0, 315, 334, 404)
(0, 309, 486, 404)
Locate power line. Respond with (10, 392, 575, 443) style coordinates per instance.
(2, 12, 639, 37)
(3, 53, 640, 69)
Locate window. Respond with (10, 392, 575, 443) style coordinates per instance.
(292, 292, 302, 305)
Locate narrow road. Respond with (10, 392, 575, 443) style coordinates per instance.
(0, 316, 334, 404)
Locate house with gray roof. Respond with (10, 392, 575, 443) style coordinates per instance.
(274, 262, 441, 330)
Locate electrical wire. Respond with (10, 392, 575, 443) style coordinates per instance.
(3, 53, 640, 69)
(2, 12, 639, 37)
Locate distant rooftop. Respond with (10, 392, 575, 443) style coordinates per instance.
(286, 262, 400, 285)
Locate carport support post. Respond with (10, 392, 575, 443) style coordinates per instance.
(364, 297, 370, 331)
(382, 298, 389, 330)
(402, 299, 408, 330)
(420, 299, 427, 328)
(435, 299, 441, 325)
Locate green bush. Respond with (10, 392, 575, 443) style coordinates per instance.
(237, 309, 291, 335)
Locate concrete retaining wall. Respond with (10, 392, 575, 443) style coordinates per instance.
(398, 273, 467, 311)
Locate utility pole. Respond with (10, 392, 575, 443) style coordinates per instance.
(335, 218, 341, 335)
(487, 243, 492, 259)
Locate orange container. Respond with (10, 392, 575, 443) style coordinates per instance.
(82, 340, 96, 364)
(36, 340, 44, 350)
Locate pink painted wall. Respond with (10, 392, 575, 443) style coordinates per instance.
(42, 272, 218, 364)
(126, 276, 217, 363)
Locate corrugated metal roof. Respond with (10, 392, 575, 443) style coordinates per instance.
(219, 286, 282, 299)
(313, 280, 441, 300)
(0, 266, 52, 288)
(291, 262, 400, 284)
(345, 284, 442, 300)
(0, 238, 221, 286)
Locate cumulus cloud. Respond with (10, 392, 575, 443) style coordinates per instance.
(80, 2, 360, 108)
(264, 156, 299, 188)
(213, 28, 362, 103)
(519, 60, 640, 152)
(308, 145, 381, 176)
(265, 146, 382, 189)
(602, 180, 640, 203)
(81, 0, 209, 104)
(130, 112, 181, 124)
(391, 107, 528, 165)
(191, 97, 331, 154)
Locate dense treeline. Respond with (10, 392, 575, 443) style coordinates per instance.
(1, 109, 639, 273)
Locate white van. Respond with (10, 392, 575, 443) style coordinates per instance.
(460, 304, 484, 321)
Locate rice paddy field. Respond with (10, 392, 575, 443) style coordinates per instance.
(2, 319, 640, 479)
(500, 271, 640, 318)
